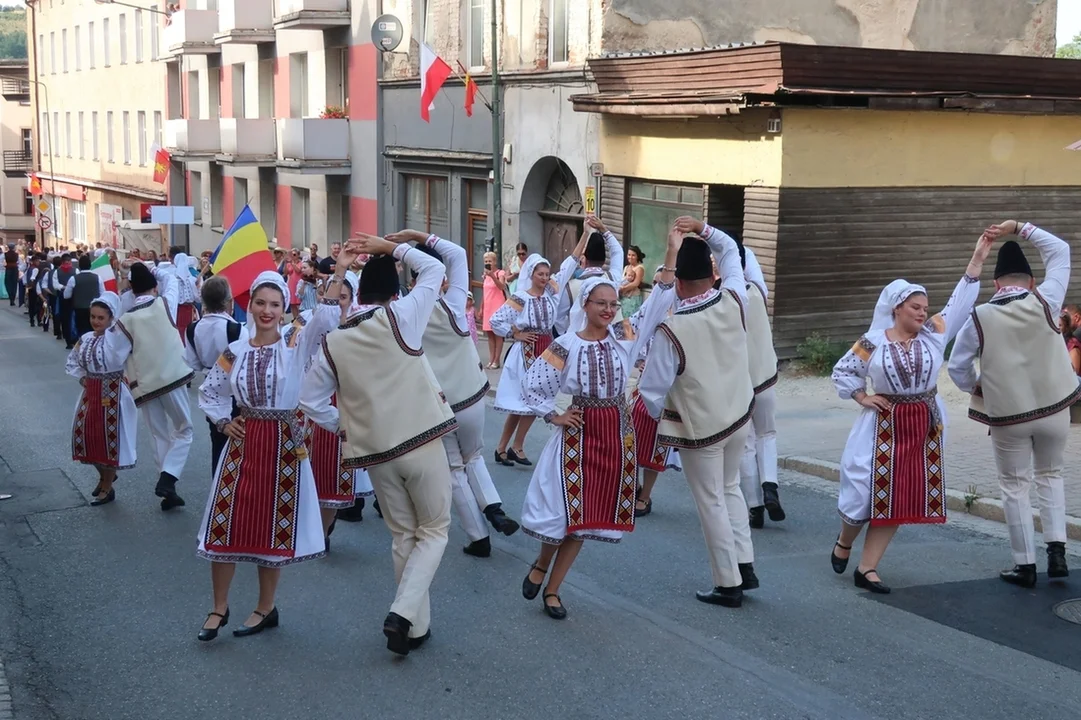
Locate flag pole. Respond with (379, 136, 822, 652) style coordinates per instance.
(490, 0, 503, 261)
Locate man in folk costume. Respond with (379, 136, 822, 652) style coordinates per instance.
(116, 262, 194, 510)
(301, 233, 457, 657)
(949, 220, 1078, 588)
(401, 233, 520, 558)
(734, 243, 786, 528)
(554, 215, 624, 335)
(639, 217, 757, 608)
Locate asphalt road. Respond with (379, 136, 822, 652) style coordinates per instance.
(1, 302, 1080, 720)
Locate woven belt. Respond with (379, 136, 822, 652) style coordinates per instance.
(879, 388, 941, 434)
(85, 370, 125, 381)
(571, 395, 625, 409)
(239, 406, 304, 440)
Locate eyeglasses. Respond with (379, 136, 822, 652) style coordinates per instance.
(588, 300, 621, 311)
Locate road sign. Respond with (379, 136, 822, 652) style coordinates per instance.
(584, 186, 596, 215)
(36, 199, 51, 215)
(37, 214, 52, 231)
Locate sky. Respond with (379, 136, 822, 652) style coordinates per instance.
(1061, 0, 1081, 44)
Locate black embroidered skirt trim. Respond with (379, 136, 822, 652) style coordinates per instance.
(450, 382, 491, 413)
(133, 371, 195, 408)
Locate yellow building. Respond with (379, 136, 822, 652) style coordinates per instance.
(573, 43, 1081, 356)
(0, 60, 35, 246)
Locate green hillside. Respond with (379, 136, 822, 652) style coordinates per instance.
(0, 7, 26, 60)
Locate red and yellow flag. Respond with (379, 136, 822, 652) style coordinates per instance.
(152, 147, 171, 185)
(464, 75, 477, 117)
(28, 173, 42, 196)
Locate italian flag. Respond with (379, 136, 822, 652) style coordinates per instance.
(91, 253, 117, 292)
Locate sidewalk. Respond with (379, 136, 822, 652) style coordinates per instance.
(476, 334, 1081, 538)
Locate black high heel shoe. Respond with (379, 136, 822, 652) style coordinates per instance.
(197, 608, 229, 642)
(831, 537, 852, 574)
(522, 562, 548, 600)
(233, 607, 279, 637)
(507, 448, 532, 467)
(493, 450, 513, 467)
(91, 489, 116, 507)
(854, 568, 891, 594)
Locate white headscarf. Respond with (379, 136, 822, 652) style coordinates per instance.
(247, 270, 291, 331)
(870, 279, 927, 332)
(577, 277, 620, 331)
(342, 270, 361, 313)
(90, 291, 122, 328)
(517, 253, 550, 294)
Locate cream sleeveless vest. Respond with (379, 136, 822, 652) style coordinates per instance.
(745, 282, 778, 393)
(116, 297, 193, 406)
(657, 290, 755, 448)
(323, 307, 457, 468)
(968, 291, 1081, 426)
(423, 299, 490, 412)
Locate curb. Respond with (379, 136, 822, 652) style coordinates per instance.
(780, 455, 1081, 542)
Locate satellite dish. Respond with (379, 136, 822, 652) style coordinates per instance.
(371, 14, 404, 53)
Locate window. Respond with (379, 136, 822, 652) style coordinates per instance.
(467, 0, 484, 68)
(103, 19, 111, 67)
(40, 113, 49, 156)
(135, 10, 144, 62)
(38, 34, 44, 73)
(191, 172, 203, 223)
(122, 111, 131, 164)
(69, 201, 88, 244)
(153, 111, 162, 148)
(91, 112, 99, 160)
(78, 112, 85, 159)
(150, 6, 159, 60)
(119, 14, 128, 65)
(106, 111, 114, 162)
(137, 111, 147, 166)
(627, 181, 705, 270)
(234, 177, 248, 207)
(291, 188, 310, 244)
(21, 128, 32, 156)
(88, 21, 95, 68)
(549, 0, 569, 64)
(65, 112, 72, 157)
(403, 175, 450, 238)
(74, 26, 81, 71)
(465, 179, 488, 287)
(210, 166, 224, 227)
(23, 190, 34, 216)
(62, 28, 68, 72)
(49, 31, 55, 74)
(52, 111, 59, 156)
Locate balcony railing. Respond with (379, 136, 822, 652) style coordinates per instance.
(0, 78, 30, 97)
(220, 118, 276, 162)
(277, 118, 350, 169)
(164, 119, 221, 156)
(3, 151, 33, 174)
(160, 9, 221, 58)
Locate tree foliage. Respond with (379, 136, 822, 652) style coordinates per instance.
(1057, 33, 1081, 60)
(0, 8, 27, 60)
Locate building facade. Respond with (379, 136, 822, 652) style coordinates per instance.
(26, 0, 169, 251)
(0, 60, 35, 247)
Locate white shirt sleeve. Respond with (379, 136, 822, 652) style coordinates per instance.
(388, 242, 445, 349)
(700, 224, 747, 305)
(63, 275, 76, 299)
(947, 317, 981, 394)
(159, 273, 179, 323)
(198, 357, 234, 426)
(429, 235, 468, 320)
(638, 329, 679, 420)
(1021, 224, 1071, 316)
(299, 348, 341, 434)
(744, 248, 768, 300)
(604, 231, 624, 283)
(65, 344, 85, 379)
(553, 255, 578, 335)
(98, 275, 106, 296)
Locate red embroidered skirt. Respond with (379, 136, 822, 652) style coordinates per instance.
(203, 409, 306, 557)
(307, 420, 357, 509)
(175, 304, 197, 343)
(71, 372, 127, 468)
(631, 393, 673, 472)
(871, 400, 946, 526)
(522, 333, 554, 370)
(561, 396, 637, 535)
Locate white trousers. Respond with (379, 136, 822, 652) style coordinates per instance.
(367, 439, 452, 638)
(681, 423, 754, 588)
(441, 401, 503, 542)
(139, 387, 193, 479)
(739, 387, 778, 508)
(990, 409, 1069, 565)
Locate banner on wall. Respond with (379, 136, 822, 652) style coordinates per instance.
(98, 204, 123, 248)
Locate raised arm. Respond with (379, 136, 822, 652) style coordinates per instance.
(585, 215, 624, 282)
(744, 247, 767, 300)
(429, 235, 469, 317)
(624, 229, 679, 361)
(373, 232, 445, 348)
(930, 233, 991, 343)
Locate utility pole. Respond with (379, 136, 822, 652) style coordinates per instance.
(489, 0, 502, 260)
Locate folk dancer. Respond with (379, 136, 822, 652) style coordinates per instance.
(638, 217, 757, 608)
(949, 221, 1077, 588)
(300, 233, 457, 657)
(400, 232, 520, 558)
(65, 291, 137, 506)
(490, 253, 576, 466)
(737, 245, 786, 528)
(554, 214, 625, 336)
(168, 248, 201, 343)
(116, 263, 193, 510)
(520, 237, 678, 620)
(194, 266, 346, 641)
(831, 234, 990, 593)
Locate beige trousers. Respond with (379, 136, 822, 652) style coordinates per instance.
(739, 387, 778, 507)
(680, 423, 754, 588)
(366, 439, 452, 637)
(990, 408, 1069, 565)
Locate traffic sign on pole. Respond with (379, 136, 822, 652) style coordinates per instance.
(36, 198, 51, 215)
(37, 215, 52, 231)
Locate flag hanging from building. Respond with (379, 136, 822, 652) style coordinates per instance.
(464, 74, 477, 117)
(152, 148, 171, 184)
(420, 43, 452, 123)
(209, 205, 277, 306)
(90, 252, 118, 293)
(28, 173, 42, 196)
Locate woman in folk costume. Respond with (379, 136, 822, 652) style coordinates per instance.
(490, 253, 576, 467)
(172, 252, 201, 342)
(289, 269, 375, 550)
(829, 233, 992, 593)
(519, 235, 678, 620)
(195, 261, 354, 642)
(65, 291, 136, 507)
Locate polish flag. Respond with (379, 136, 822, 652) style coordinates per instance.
(420, 43, 452, 123)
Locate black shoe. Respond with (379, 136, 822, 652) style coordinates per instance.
(635, 498, 653, 518)
(762, 483, 786, 522)
(160, 492, 185, 511)
(1047, 542, 1069, 579)
(483, 504, 520, 536)
(507, 448, 532, 467)
(197, 608, 229, 642)
(831, 536, 852, 574)
(373, 498, 383, 519)
(383, 612, 412, 656)
(695, 586, 743, 608)
(748, 506, 765, 529)
(1000, 563, 1038, 588)
(90, 489, 116, 506)
(463, 537, 491, 558)
(91, 480, 103, 497)
(738, 563, 760, 591)
(155, 472, 185, 511)
(233, 607, 279, 637)
(336, 499, 364, 522)
(854, 568, 891, 594)
(543, 591, 567, 620)
(493, 450, 514, 467)
(408, 629, 432, 651)
(325, 536, 330, 553)
(522, 562, 548, 600)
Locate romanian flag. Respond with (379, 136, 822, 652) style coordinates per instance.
(209, 205, 277, 306)
(91, 253, 117, 292)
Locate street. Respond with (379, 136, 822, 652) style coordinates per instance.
(1, 304, 1080, 720)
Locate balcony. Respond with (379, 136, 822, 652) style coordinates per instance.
(160, 10, 221, 58)
(274, 0, 351, 31)
(215, 0, 277, 44)
(218, 118, 277, 165)
(164, 119, 221, 159)
(0, 77, 30, 99)
(3, 150, 32, 176)
(277, 118, 350, 174)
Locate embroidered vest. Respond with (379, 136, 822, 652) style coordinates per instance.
(322, 307, 457, 468)
(423, 299, 490, 412)
(116, 297, 193, 406)
(968, 292, 1080, 426)
(657, 290, 754, 449)
(745, 282, 778, 393)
